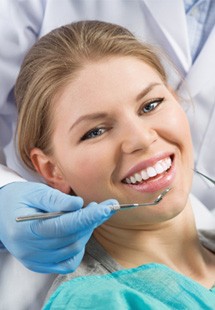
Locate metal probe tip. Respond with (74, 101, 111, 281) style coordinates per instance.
(110, 187, 172, 210)
(154, 187, 172, 203)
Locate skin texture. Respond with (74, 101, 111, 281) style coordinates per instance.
(30, 57, 215, 287)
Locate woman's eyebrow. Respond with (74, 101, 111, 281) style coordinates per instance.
(136, 82, 162, 101)
(69, 83, 162, 132)
(69, 112, 107, 132)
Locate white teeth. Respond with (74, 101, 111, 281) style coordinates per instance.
(134, 173, 142, 182)
(125, 156, 172, 184)
(154, 162, 164, 174)
(141, 170, 149, 180)
(146, 167, 156, 177)
(166, 157, 171, 168)
(130, 176, 136, 184)
(161, 161, 168, 170)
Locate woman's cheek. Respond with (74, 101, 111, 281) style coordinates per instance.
(62, 149, 110, 192)
(160, 106, 191, 141)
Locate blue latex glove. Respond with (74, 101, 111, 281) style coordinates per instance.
(0, 182, 117, 273)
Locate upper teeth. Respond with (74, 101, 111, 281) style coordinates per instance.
(125, 157, 172, 184)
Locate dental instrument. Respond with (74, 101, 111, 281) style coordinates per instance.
(194, 169, 215, 185)
(16, 187, 171, 222)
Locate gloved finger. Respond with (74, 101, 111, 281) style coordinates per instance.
(22, 227, 93, 251)
(33, 185, 84, 212)
(53, 249, 86, 274)
(30, 199, 118, 238)
(50, 230, 92, 264)
(19, 228, 93, 263)
(1, 182, 83, 214)
(23, 248, 85, 274)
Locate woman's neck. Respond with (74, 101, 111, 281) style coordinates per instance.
(93, 202, 215, 288)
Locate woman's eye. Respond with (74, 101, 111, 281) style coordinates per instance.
(81, 128, 106, 141)
(142, 97, 164, 113)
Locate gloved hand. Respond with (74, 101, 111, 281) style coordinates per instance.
(0, 182, 117, 273)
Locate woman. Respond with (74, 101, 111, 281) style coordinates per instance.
(15, 21, 215, 309)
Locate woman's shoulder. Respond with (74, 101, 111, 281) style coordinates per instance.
(45, 236, 122, 301)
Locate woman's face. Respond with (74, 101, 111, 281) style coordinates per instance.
(50, 56, 193, 225)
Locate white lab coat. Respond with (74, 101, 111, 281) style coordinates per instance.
(0, 1, 214, 309)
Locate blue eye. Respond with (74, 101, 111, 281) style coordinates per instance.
(81, 128, 106, 140)
(143, 98, 164, 113)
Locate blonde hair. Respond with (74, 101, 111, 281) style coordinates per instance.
(16, 20, 167, 170)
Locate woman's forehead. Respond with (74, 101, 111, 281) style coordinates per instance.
(55, 56, 163, 103)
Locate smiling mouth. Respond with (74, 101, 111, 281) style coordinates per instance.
(122, 156, 172, 185)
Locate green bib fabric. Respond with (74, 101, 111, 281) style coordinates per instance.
(44, 263, 215, 309)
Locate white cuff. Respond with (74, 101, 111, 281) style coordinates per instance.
(0, 164, 27, 188)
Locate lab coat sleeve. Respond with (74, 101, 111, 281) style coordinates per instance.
(0, 0, 45, 170)
(0, 164, 26, 188)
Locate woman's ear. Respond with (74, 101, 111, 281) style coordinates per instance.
(30, 148, 71, 194)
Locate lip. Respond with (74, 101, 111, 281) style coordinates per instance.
(121, 152, 175, 193)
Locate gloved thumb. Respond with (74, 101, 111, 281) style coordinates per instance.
(30, 199, 118, 238)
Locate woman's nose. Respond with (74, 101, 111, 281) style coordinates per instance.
(120, 120, 158, 154)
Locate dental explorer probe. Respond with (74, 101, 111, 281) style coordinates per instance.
(193, 169, 215, 185)
(16, 187, 171, 222)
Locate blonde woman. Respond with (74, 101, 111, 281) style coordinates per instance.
(16, 21, 215, 309)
